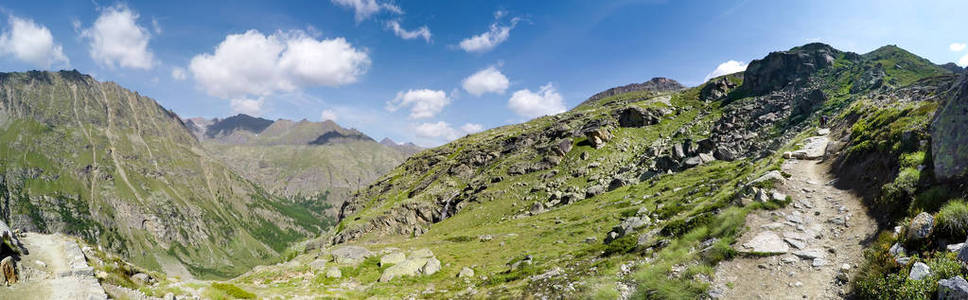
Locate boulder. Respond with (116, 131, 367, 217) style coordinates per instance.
(585, 185, 605, 198)
(605, 216, 650, 243)
(553, 139, 574, 156)
(331, 246, 373, 265)
(0, 256, 16, 284)
(791, 136, 829, 160)
(909, 262, 931, 280)
(939, 276, 968, 299)
(130, 273, 155, 286)
(750, 170, 785, 185)
(308, 259, 328, 271)
(618, 107, 659, 127)
(906, 212, 934, 241)
(380, 252, 406, 266)
(700, 77, 737, 101)
(421, 257, 441, 275)
(932, 71, 968, 181)
(713, 147, 736, 161)
(684, 156, 704, 168)
(743, 43, 837, 95)
(583, 127, 612, 149)
(458, 267, 475, 278)
(411, 248, 434, 259)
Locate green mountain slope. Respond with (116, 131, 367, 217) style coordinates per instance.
(186, 116, 415, 215)
(227, 43, 963, 298)
(0, 71, 329, 279)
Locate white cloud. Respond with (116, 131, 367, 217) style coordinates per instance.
(462, 66, 509, 96)
(79, 4, 156, 69)
(415, 121, 482, 141)
(170, 67, 186, 80)
(959, 53, 968, 67)
(386, 20, 431, 43)
(151, 18, 162, 34)
(703, 60, 748, 82)
(460, 123, 484, 133)
(230, 98, 264, 116)
(950, 43, 967, 52)
(507, 83, 566, 119)
(459, 12, 520, 53)
(0, 14, 69, 68)
(331, 0, 402, 22)
(321, 109, 338, 121)
(189, 29, 370, 99)
(385, 89, 450, 119)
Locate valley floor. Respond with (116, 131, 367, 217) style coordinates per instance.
(711, 158, 878, 299)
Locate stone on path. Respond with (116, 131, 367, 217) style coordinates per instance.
(743, 232, 789, 254)
(789, 136, 829, 160)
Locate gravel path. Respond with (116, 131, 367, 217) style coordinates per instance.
(0, 233, 107, 300)
(710, 156, 878, 299)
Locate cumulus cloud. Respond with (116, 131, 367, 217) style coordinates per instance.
(230, 98, 264, 116)
(189, 29, 370, 100)
(462, 66, 509, 96)
(331, 0, 402, 22)
(0, 14, 69, 68)
(959, 53, 968, 67)
(415, 121, 483, 141)
(507, 83, 566, 119)
(170, 67, 186, 80)
(386, 89, 450, 119)
(459, 11, 520, 53)
(460, 123, 484, 133)
(320, 109, 338, 121)
(703, 60, 748, 82)
(79, 5, 156, 69)
(950, 43, 967, 52)
(386, 20, 431, 43)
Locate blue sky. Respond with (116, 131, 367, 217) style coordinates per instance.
(1, 0, 966, 146)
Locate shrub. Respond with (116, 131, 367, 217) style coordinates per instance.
(936, 199, 968, 240)
(603, 234, 638, 256)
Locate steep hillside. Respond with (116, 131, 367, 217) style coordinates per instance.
(204, 43, 963, 298)
(0, 71, 330, 279)
(188, 116, 415, 213)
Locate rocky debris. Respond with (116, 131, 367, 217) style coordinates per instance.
(743, 232, 789, 254)
(786, 136, 829, 160)
(1, 256, 16, 284)
(793, 89, 827, 116)
(479, 235, 493, 242)
(701, 76, 738, 101)
(380, 252, 406, 267)
(331, 246, 374, 265)
(378, 249, 440, 282)
(743, 43, 837, 95)
(750, 170, 785, 186)
(583, 126, 613, 149)
(458, 267, 475, 278)
(618, 107, 661, 127)
(582, 77, 685, 105)
(932, 68, 968, 180)
(909, 262, 931, 280)
(939, 276, 968, 299)
(906, 212, 935, 241)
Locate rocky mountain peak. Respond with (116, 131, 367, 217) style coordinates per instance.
(204, 113, 274, 138)
(582, 77, 685, 105)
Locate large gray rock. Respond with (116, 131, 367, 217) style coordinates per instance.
(700, 77, 737, 101)
(790, 136, 829, 160)
(932, 70, 968, 181)
(907, 212, 935, 241)
(331, 246, 373, 265)
(458, 267, 475, 278)
(909, 262, 931, 280)
(938, 276, 968, 299)
(618, 107, 659, 127)
(380, 252, 406, 266)
(583, 127, 612, 149)
(743, 43, 837, 95)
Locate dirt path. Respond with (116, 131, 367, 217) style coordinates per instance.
(710, 154, 878, 299)
(0, 233, 107, 300)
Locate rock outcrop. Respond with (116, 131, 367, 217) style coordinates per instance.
(700, 76, 738, 101)
(582, 77, 684, 105)
(743, 43, 838, 95)
(932, 70, 968, 180)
